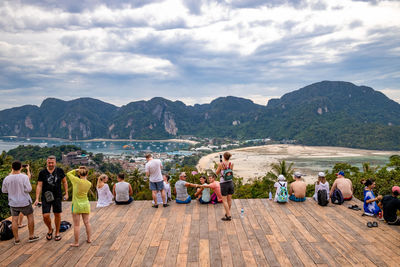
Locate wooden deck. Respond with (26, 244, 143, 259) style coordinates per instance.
(1, 198, 400, 267)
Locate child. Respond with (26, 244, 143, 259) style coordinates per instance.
(195, 175, 211, 204)
(96, 174, 113, 208)
(274, 175, 288, 202)
(67, 166, 92, 247)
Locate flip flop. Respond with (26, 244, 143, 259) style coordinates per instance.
(54, 235, 62, 241)
(367, 222, 373, 228)
(372, 222, 378, 227)
(14, 240, 21, 245)
(28, 236, 40, 243)
(18, 224, 27, 228)
(46, 229, 53, 240)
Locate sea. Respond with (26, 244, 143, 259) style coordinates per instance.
(0, 137, 192, 156)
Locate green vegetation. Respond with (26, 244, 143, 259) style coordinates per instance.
(6, 145, 86, 161)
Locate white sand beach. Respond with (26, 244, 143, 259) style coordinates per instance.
(197, 144, 399, 184)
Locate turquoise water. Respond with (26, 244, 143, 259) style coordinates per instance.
(0, 137, 191, 155)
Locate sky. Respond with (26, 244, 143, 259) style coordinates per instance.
(0, 0, 399, 110)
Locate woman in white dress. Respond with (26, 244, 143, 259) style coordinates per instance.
(96, 174, 113, 208)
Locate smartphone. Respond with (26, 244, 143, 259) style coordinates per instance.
(219, 154, 222, 163)
(22, 164, 28, 168)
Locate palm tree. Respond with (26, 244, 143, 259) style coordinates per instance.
(265, 160, 294, 181)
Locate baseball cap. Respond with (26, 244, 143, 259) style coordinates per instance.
(294, 172, 301, 178)
(392, 186, 400, 194)
(337, 171, 345, 176)
(278, 174, 286, 181)
(318, 172, 325, 177)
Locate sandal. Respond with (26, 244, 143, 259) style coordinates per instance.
(28, 236, 40, 243)
(14, 240, 21, 245)
(221, 215, 232, 221)
(18, 224, 27, 228)
(367, 222, 373, 228)
(372, 221, 378, 227)
(46, 229, 53, 241)
(54, 235, 62, 241)
(152, 205, 158, 208)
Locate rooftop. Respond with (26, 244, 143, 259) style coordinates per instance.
(1, 198, 399, 266)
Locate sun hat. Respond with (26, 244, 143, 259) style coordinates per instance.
(278, 174, 286, 181)
(318, 172, 325, 177)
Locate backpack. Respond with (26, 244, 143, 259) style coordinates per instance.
(277, 182, 288, 203)
(331, 189, 344, 205)
(59, 221, 72, 232)
(317, 189, 329, 206)
(222, 162, 233, 181)
(0, 220, 13, 241)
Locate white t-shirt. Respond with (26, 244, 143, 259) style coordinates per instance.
(274, 181, 287, 202)
(314, 181, 330, 201)
(2, 173, 32, 207)
(145, 159, 163, 183)
(115, 181, 130, 202)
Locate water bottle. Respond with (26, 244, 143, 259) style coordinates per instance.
(240, 208, 244, 218)
(269, 191, 272, 200)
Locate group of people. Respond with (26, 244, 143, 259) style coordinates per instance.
(2, 152, 400, 247)
(272, 170, 400, 226)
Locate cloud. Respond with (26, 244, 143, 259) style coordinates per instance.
(0, 0, 399, 110)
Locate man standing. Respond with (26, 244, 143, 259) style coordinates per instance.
(330, 171, 353, 200)
(34, 156, 68, 241)
(289, 172, 307, 202)
(2, 161, 39, 244)
(145, 154, 168, 208)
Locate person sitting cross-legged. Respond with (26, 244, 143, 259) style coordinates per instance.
(174, 172, 199, 204)
(289, 172, 307, 202)
(378, 186, 400, 225)
(113, 173, 133, 205)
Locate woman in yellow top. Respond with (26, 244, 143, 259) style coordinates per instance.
(67, 166, 92, 247)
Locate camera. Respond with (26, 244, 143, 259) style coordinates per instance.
(219, 154, 222, 163)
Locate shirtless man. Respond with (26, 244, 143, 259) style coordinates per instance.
(330, 171, 353, 200)
(289, 172, 307, 202)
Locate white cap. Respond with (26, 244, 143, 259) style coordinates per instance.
(318, 172, 325, 177)
(278, 174, 286, 181)
(294, 172, 302, 178)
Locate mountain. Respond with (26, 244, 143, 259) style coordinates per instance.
(1, 81, 400, 150)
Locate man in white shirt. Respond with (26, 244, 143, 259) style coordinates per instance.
(145, 154, 168, 208)
(2, 161, 39, 244)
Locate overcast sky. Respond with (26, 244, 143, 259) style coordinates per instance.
(0, 0, 399, 110)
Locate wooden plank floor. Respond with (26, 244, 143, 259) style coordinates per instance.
(1, 198, 400, 267)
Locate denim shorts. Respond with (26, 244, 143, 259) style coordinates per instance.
(150, 181, 164, 191)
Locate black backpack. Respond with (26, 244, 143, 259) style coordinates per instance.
(331, 189, 344, 205)
(317, 190, 329, 206)
(0, 220, 13, 241)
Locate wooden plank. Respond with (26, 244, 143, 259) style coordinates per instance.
(153, 240, 169, 266)
(241, 250, 257, 267)
(75, 245, 101, 266)
(178, 215, 192, 254)
(265, 234, 292, 267)
(199, 239, 210, 267)
(176, 253, 188, 267)
(163, 204, 186, 267)
(216, 203, 234, 267)
(141, 246, 159, 267)
(188, 203, 200, 263)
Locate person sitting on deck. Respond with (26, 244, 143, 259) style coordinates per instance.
(174, 172, 199, 204)
(195, 175, 211, 204)
(274, 174, 288, 203)
(378, 186, 400, 225)
(67, 167, 92, 247)
(201, 174, 223, 204)
(113, 173, 133, 205)
(362, 179, 381, 216)
(330, 171, 353, 201)
(313, 172, 330, 203)
(289, 172, 306, 202)
(96, 174, 113, 208)
(152, 174, 172, 205)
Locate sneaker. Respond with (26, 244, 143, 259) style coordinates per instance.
(163, 203, 169, 207)
(28, 236, 40, 243)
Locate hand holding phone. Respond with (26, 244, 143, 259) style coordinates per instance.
(219, 154, 222, 163)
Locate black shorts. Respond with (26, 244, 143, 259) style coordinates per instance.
(220, 181, 234, 196)
(42, 198, 62, 214)
(10, 205, 34, 216)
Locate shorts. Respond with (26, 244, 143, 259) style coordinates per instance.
(289, 195, 306, 202)
(199, 198, 210, 204)
(42, 198, 62, 214)
(150, 181, 164, 191)
(387, 217, 400, 225)
(176, 196, 191, 204)
(220, 181, 234, 196)
(344, 196, 352, 201)
(115, 197, 133, 205)
(10, 205, 34, 216)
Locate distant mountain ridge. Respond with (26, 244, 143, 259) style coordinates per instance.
(1, 81, 400, 150)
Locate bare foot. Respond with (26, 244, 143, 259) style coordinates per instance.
(70, 243, 79, 247)
(87, 240, 92, 243)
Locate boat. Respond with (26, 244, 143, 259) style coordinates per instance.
(123, 144, 135, 150)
